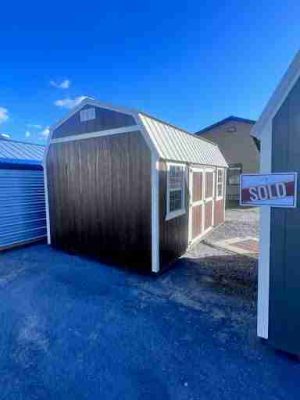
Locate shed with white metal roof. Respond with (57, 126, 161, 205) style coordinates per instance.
(0, 138, 46, 250)
(45, 98, 227, 273)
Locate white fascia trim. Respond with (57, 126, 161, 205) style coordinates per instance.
(135, 113, 161, 159)
(252, 50, 300, 139)
(257, 121, 272, 339)
(151, 155, 160, 273)
(50, 125, 140, 144)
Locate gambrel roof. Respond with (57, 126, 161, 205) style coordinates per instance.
(139, 113, 228, 167)
(50, 98, 228, 168)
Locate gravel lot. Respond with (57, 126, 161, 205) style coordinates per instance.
(204, 207, 259, 243)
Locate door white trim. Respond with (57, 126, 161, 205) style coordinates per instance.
(203, 167, 215, 234)
(189, 167, 205, 244)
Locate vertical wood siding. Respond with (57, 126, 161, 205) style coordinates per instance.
(270, 76, 300, 354)
(192, 172, 203, 202)
(52, 105, 136, 139)
(204, 202, 213, 230)
(192, 204, 202, 239)
(214, 199, 224, 226)
(47, 131, 152, 272)
(205, 172, 214, 198)
(159, 161, 189, 269)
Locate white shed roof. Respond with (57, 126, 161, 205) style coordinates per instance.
(139, 113, 228, 167)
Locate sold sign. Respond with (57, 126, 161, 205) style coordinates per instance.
(240, 173, 297, 208)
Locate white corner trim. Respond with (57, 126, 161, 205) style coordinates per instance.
(257, 121, 272, 339)
(151, 155, 160, 273)
(50, 125, 140, 144)
(135, 113, 160, 159)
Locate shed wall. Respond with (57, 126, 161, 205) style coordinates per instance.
(46, 131, 152, 272)
(158, 161, 189, 269)
(270, 75, 300, 354)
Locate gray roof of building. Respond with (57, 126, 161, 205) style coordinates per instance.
(139, 113, 228, 167)
(0, 139, 45, 163)
(196, 116, 256, 135)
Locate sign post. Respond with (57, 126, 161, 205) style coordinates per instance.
(240, 173, 297, 208)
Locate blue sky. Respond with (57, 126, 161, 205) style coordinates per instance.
(0, 0, 299, 143)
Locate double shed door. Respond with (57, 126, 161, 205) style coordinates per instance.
(189, 167, 215, 243)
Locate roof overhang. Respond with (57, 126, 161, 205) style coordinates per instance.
(252, 50, 300, 139)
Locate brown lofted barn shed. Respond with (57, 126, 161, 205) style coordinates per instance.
(45, 98, 227, 273)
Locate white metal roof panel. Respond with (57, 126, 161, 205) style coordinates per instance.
(0, 140, 45, 163)
(139, 113, 228, 167)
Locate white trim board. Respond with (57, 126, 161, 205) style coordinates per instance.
(50, 125, 140, 144)
(151, 156, 160, 273)
(257, 121, 272, 339)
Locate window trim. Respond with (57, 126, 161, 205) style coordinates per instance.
(227, 166, 242, 186)
(166, 162, 186, 221)
(80, 107, 96, 122)
(216, 168, 224, 200)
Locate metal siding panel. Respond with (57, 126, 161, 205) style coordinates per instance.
(0, 169, 47, 249)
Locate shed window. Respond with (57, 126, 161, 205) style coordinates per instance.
(228, 164, 242, 185)
(217, 169, 224, 198)
(80, 107, 96, 122)
(166, 164, 185, 220)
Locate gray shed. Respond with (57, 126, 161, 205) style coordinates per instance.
(252, 50, 300, 355)
(0, 138, 47, 250)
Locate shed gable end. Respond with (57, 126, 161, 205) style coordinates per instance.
(52, 104, 137, 139)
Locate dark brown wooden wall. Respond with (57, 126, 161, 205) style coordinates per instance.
(47, 131, 152, 271)
(53, 105, 136, 139)
(159, 161, 189, 269)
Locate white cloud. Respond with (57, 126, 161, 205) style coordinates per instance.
(0, 107, 9, 124)
(39, 127, 50, 138)
(50, 79, 71, 89)
(0, 133, 10, 139)
(27, 123, 42, 129)
(54, 96, 87, 109)
(25, 131, 31, 138)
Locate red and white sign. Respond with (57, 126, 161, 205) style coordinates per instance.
(240, 173, 297, 207)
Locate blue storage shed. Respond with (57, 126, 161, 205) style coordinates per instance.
(0, 137, 47, 250)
